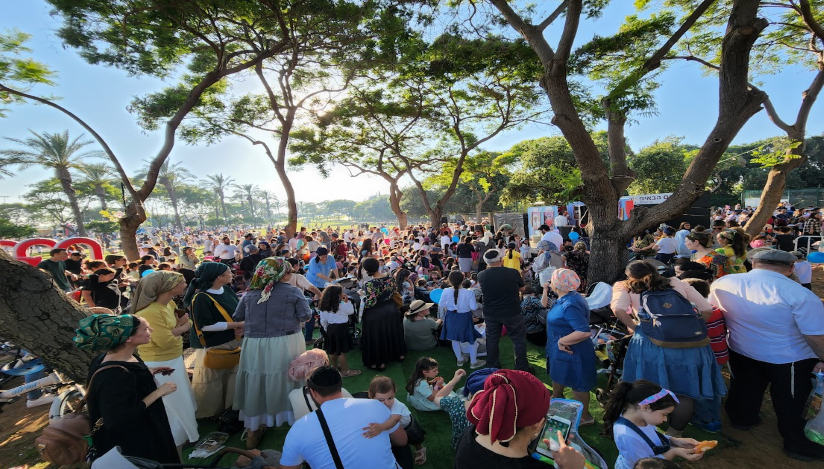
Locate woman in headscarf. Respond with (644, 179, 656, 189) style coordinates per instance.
(74, 314, 179, 463)
(541, 269, 596, 426)
(232, 257, 312, 449)
(454, 370, 552, 468)
(360, 257, 407, 371)
(183, 262, 243, 419)
(126, 271, 198, 450)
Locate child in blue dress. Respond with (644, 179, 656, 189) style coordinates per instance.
(438, 271, 484, 369)
(604, 380, 705, 469)
(405, 357, 460, 411)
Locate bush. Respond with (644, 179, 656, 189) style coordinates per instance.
(0, 218, 36, 238)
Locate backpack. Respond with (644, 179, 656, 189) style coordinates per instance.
(638, 289, 709, 348)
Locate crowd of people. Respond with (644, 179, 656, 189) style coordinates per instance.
(18, 203, 824, 467)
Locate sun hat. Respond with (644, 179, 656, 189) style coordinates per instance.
(405, 299, 434, 317)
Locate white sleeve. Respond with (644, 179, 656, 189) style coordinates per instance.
(339, 301, 355, 316)
(201, 322, 229, 331)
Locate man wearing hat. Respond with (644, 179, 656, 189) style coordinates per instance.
(280, 366, 408, 469)
(477, 249, 530, 372)
(710, 249, 824, 461)
(241, 233, 256, 258)
(403, 299, 441, 351)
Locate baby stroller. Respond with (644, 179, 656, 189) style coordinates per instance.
(93, 447, 274, 468)
(584, 282, 632, 404)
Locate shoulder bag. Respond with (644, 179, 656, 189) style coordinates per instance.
(35, 364, 127, 465)
(316, 407, 345, 469)
(192, 293, 242, 369)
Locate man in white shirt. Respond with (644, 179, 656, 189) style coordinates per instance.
(213, 237, 239, 264)
(539, 224, 563, 252)
(280, 367, 408, 469)
(554, 211, 569, 228)
(709, 249, 824, 461)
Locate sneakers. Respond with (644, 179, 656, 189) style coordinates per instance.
(469, 360, 486, 369)
(690, 419, 722, 433)
(26, 394, 56, 408)
(457, 358, 466, 366)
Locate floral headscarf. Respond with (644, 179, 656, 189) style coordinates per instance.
(551, 268, 581, 292)
(74, 314, 137, 352)
(248, 257, 292, 304)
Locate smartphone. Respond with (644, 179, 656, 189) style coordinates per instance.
(530, 415, 572, 457)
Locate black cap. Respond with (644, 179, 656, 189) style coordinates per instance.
(539, 224, 550, 231)
(307, 366, 342, 387)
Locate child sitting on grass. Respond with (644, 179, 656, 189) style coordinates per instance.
(405, 357, 462, 412)
(364, 376, 428, 465)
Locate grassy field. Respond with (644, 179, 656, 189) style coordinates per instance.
(182, 331, 728, 469)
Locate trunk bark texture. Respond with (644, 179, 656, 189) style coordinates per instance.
(95, 186, 108, 211)
(0, 253, 95, 383)
(388, 182, 407, 229)
(163, 182, 184, 232)
(745, 145, 806, 238)
(58, 169, 86, 237)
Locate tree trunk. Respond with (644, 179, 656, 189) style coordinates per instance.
(429, 207, 443, 229)
(219, 191, 227, 220)
(0, 252, 95, 383)
(388, 182, 407, 229)
(95, 186, 108, 211)
(745, 150, 807, 238)
(119, 205, 144, 260)
(163, 182, 184, 232)
(587, 225, 631, 285)
(57, 170, 86, 237)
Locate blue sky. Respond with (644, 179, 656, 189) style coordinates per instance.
(2, 1, 821, 204)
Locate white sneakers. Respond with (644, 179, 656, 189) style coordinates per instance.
(26, 394, 56, 408)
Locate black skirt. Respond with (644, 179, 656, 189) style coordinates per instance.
(324, 323, 352, 355)
(361, 300, 407, 367)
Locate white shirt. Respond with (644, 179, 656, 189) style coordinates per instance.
(655, 237, 678, 255)
(438, 288, 478, 314)
(281, 398, 400, 469)
(709, 269, 824, 364)
(613, 416, 668, 469)
(289, 387, 354, 421)
(285, 273, 315, 293)
(320, 301, 354, 327)
(540, 230, 563, 251)
(441, 235, 452, 247)
(390, 399, 412, 427)
(554, 215, 568, 227)
(795, 261, 813, 284)
(213, 243, 239, 260)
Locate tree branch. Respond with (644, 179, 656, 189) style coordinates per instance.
(537, 1, 569, 32)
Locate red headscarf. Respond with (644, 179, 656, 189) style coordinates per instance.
(466, 369, 550, 443)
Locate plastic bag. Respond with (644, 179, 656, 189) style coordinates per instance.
(805, 372, 824, 445)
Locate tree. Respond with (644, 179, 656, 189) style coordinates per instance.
(481, 0, 770, 283)
(78, 162, 117, 211)
(326, 199, 357, 219)
(258, 190, 280, 223)
(352, 195, 396, 221)
(627, 138, 693, 195)
(1, 1, 301, 258)
(136, 159, 193, 232)
(235, 184, 258, 219)
(0, 217, 35, 238)
(1, 130, 98, 236)
(203, 173, 234, 221)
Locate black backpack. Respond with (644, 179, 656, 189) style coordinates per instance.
(638, 289, 709, 348)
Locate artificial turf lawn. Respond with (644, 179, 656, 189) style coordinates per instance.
(184, 330, 728, 468)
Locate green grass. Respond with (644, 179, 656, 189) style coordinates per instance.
(183, 333, 729, 469)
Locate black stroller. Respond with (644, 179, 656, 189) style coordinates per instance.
(584, 282, 632, 404)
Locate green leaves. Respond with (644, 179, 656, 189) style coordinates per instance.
(749, 137, 803, 167)
(0, 29, 56, 116)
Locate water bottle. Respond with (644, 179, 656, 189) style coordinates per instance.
(804, 372, 824, 445)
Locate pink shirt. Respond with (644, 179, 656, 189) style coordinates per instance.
(610, 277, 712, 315)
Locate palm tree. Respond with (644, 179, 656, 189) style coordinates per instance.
(235, 184, 258, 219)
(78, 163, 116, 211)
(203, 173, 234, 221)
(1, 130, 99, 236)
(137, 160, 193, 231)
(258, 189, 279, 222)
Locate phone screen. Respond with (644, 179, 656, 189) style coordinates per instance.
(536, 416, 571, 455)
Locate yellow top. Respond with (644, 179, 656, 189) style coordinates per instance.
(502, 251, 521, 270)
(136, 301, 189, 362)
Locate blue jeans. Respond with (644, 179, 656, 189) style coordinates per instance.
(304, 316, 316, 342)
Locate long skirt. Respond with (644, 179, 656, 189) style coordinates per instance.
(361, 300, 407, 368)
(622, 329, 726, 400)
(144, 355, 199, 446)
(233, 333, 305, 429)
(191, 340, 241, 419)
(458, 257, 473, 273)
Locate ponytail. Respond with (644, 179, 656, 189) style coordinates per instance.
(448, 271, 463, 304)
(603, 380, 678, 438)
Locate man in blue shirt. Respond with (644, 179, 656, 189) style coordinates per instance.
(280, 367, 408, 469)
(241, 233, 256, 257)
(305, 247, 339, 289)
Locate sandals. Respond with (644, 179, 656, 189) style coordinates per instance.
(414, 446, 427, 466)
(242, 427, 267, 449)
(341, 369, 363, 378)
